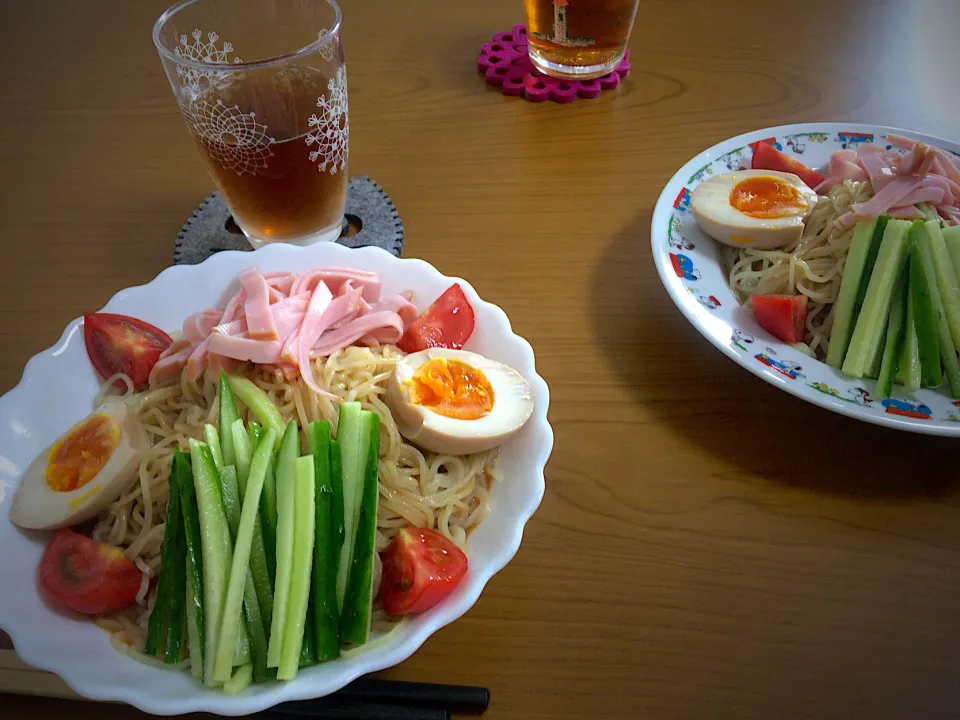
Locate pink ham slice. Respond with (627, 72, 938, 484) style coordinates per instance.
(183, 310, 223, 343)
(239, 268, 279, 341)
(847, 175, 930, 223)
(185, 336, 212, 382)
(148, 339, 194, 387)
(208, 334, 284, 364)
(290, 268, 382, 302)
(311, 311, 407, 356)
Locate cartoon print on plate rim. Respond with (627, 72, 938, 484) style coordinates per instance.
(651, 122, 960, 437)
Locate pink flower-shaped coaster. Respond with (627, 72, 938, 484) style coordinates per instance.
(478, 24, 630, 103)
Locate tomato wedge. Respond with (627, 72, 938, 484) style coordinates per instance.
(38, 528, 143, 615)
(83, 313, 172, 389)
(750, 294, 808, 344)
(378, 527, 468, 615)
(397, 284, 475, 354)
(751, 142, 824, 189)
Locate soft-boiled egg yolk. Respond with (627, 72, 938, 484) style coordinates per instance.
(690, 169, 818, 250)
(729, 176, 806, 219)
(408, 358, 494, 420)
(10, 398, 149, 531)
(45, 412, 121, 492)
(387, 348, 535, 455)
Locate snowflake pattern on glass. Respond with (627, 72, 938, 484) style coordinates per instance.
(174, 29, 242, 92)
(317, 29, 335, 62)
(306, 65, 349, 174)
(184, 99, 276, 176)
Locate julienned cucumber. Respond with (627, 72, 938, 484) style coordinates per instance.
(910, 230, 943, 388)
(896, 287, 922, 391)
(204, 425, 224, 470)
(214, 428, 272, 684)
(308, 421, 340, 660)
(226, 373, 285, 449)
(924, 221, 960, 352)
(215, 466, 251, 667)
(278, 456, 317, 680)
(943, 225, 960, 285)
(231, 418, 254, 497)
(267, 422, 300, 668)
(842, 219, 911, 378)
(340, 410, 380, 646)
(335, 402, 365, 611)
(826, 217, 880, 368)
(330, 438, 345, 557)
(188, 439, 233, 687)
(917, 229, 960, 396)
(219, 372, 241, 467)
(851, 216, 890, 332)
(875, 268, 908, 399)
(177, 449, 206, 679)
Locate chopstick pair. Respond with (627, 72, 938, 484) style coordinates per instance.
(267, 679, 490, 720)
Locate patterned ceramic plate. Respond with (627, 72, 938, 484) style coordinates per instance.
(652, 122, 960, 437)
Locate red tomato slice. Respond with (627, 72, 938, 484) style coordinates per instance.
(378, 527, 468, 615)
(751, 142, 824, 189)
(38, 529, 143, 615)
(397, 284, 475, 354)
(750, 294, 808, 344)
(83, 313, 172, 389)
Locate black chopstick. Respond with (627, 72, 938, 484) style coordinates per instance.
(269, 698, 450, 720)
(266, 679, 490, 719)
(336, 679, 490, 713)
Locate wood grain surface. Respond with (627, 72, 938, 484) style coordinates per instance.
(3, 0, 960, 718)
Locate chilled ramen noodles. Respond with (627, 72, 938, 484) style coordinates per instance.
(723, 180, 873, 356)
(93, 346, 498, 652)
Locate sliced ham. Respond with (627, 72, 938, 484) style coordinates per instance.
(159, 266, 417, 395)
(851, 175, 928, 220)
(148, 339, 194, 387)
(888, 205, 926, 219)
(829, 149, 867, 182)
(239, 268, 279, 341)
(208, 334, 284, 364)
(182, 310, 223, 343)
(290, 268, 382, 302)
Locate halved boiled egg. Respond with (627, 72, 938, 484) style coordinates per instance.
(386, 348, 534, 455)
(11, 398, 149, 530)
(691, 169, 818, 250)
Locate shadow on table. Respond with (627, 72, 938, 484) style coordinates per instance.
(589, 210, 960, 501)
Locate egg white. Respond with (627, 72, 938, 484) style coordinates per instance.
(10, 398, 150, 530)
(386, 348, 535, 455)
(691, 169, 818, 250)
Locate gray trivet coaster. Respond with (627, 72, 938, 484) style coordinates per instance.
(174, 176, 404, 264)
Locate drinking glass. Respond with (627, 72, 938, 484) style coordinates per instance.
(524, 0, 639, 80)
(154, 0, 348, 247)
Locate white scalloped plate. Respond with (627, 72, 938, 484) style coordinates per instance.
(652, 122, 960, 436)
(0, 243, 552, 715)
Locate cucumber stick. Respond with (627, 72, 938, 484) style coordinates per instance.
(335, 402, 366, 611)
(231, 419, 254, 497)
(917, 230, 960, 396)
(216, 466, 251, 667)
(251, 420, 278, 579)
(246, 429, 277, 629)
(278, 457, 317, 680)
(145, 457, 187, 659)
(186, 578, 203, 680)
(223, 664, 253, 696)
(340, 411, 380, 646)
(842, 219, 912, 377)
(268, 422, 300, 668)
(943, 225, 960, 285)
(227, 373, 285, 448)
(214, 429, 272, 684)
(875, 269, 908, 399)
(308, 421, 340, 660)
(188, 439, 233, 687)
(826, 217, 880, 368)
(896, 280, 922, 391)
(912, 230, 944, 388)
(178, 449, 206, 678)
(204, 425, 224, 470)
(330, 439, 345, 557)
(925, 220, 960, 351)
(219, 372, 242, 467)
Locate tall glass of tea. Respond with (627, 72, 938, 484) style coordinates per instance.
(524, 0, 639, 80)
(154, 0, 348, 247)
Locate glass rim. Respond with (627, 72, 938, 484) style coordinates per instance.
(152, 0, 342, 72)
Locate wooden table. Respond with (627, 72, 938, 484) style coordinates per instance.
(4, 0, 960, 717)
